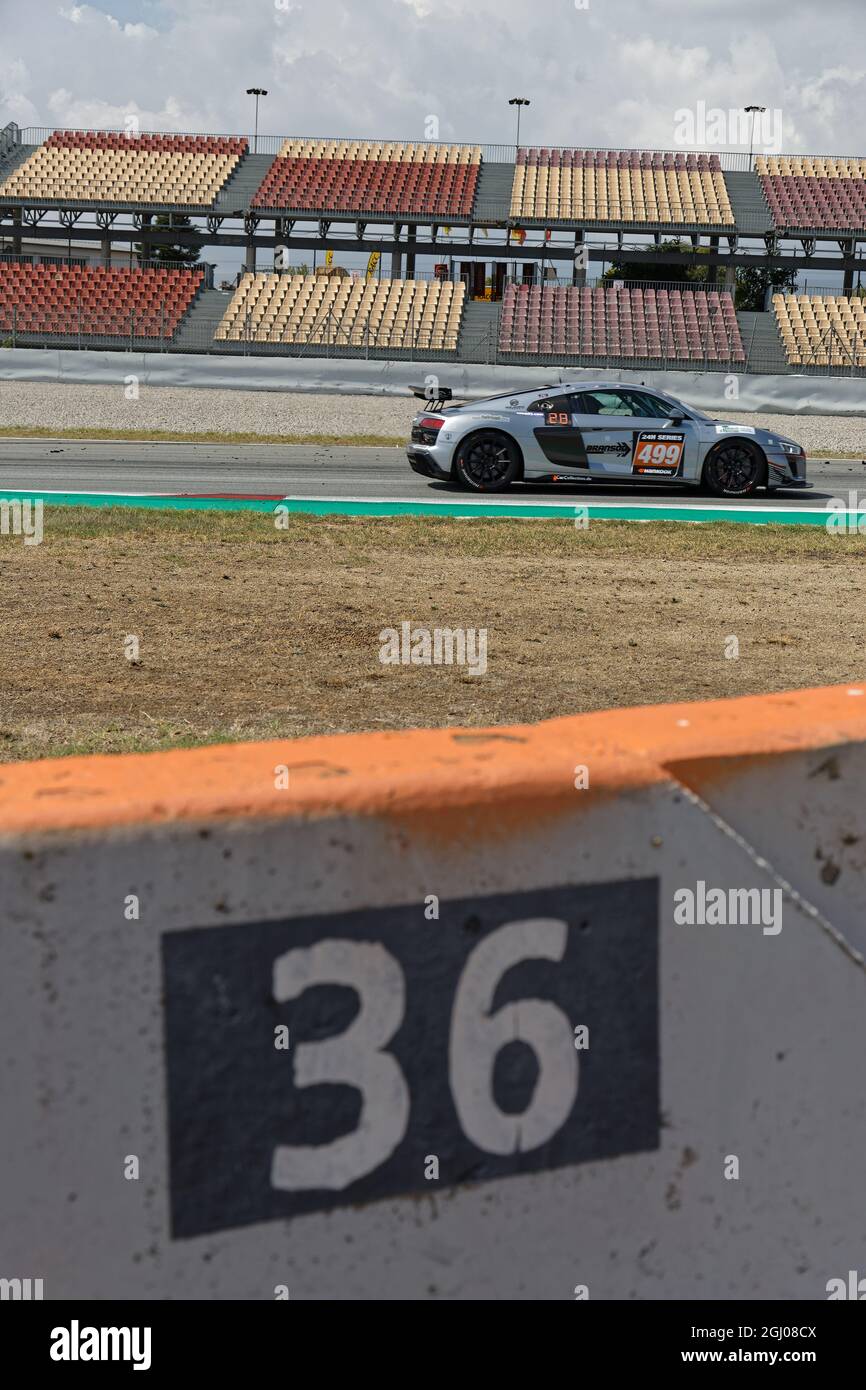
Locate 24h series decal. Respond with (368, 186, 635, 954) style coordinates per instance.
(632, 431, 685, 477)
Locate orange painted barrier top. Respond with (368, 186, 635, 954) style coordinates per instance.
(0, 684, 862, 838)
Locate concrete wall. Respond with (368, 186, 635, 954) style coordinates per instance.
(0, 684, 864, 1300)
(2, 345, 866, 414)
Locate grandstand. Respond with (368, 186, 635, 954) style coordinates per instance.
(0, 120, 865, 375)
(252, 140, 482, 218)
(510, 149, 734, 227)
(772, 292, 866, 367)
(498, 284, 745, 364)
(215, 272, 465, 351)
(757, 156, 866, 233)
(1, 131, 247, 209)
(0, 262, 203, 340)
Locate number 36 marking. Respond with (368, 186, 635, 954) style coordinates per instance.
(271, 920, 579, 1192)
(164, 880, 659, 1236)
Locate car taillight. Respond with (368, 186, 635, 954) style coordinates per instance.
(419, 416, 444, 431)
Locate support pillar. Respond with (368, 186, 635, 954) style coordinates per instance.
(139, 212, 152, 266)
(707, 236, 718, 285)
(572, 231, 586, 287)
(405, 225, 416, 278)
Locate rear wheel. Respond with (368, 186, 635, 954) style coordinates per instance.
(701, 440, 765, 498)
(454, 430, 521, 492)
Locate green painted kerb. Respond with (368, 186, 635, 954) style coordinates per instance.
(0, 491, 280, 513)
(0, 489, 859, 528)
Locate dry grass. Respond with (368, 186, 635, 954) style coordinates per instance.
(0, 425, 403, 446)
(1, 506, 863, 762)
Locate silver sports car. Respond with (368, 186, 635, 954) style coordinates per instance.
(407, 381, 809, 497)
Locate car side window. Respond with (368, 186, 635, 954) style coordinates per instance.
(527, 394, 574, 414)
(577, 390, 636, 417)
(621, 390, 681, 419)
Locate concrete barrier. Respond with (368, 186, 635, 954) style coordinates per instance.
(2, 345, 866, 414)
(1, 684, 865, 1300)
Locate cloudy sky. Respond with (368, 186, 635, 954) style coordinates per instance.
(1, 0, 864, 155)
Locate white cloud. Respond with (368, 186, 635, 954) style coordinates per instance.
(0, 0, 862, 154)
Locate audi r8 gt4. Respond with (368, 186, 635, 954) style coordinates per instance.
(407, 382, 809, 497)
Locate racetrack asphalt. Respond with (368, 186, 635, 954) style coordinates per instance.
(1, 437, 865, 509)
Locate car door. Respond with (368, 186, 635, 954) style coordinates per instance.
(573, 388, 696, 481)
(523, 392, 589, 470)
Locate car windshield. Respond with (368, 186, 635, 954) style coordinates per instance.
(658, 392, 710, 421)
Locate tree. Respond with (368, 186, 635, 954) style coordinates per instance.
(733, 264, 798, 311)
(134, 214, 202, 268)
(601, 240, 799, 310)
(601, 240, 711, 285)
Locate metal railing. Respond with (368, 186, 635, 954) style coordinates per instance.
(18, 125, 866, 171)
(0, 249, 206, 274)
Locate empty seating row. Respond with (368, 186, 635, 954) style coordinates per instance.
(0, 131, 247, 207)
(215, 273, 465, 350)
(519, 150, 724, 170)
(275, 140, 481, 164)
(0, 263, 203, 337)
(756, 156, 866, 179)
(252, 139, 481, 216)
(498, 284, 745, 361)
(772, 293, 866, 366)
(510, 149, 733, 225)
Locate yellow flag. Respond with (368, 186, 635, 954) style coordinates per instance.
(325, 249, 333, 267)
(366, 251, 380, 279)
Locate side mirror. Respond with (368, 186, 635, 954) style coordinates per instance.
(669, 414, 684, 426)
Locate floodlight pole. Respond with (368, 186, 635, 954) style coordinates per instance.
(509, 97, 530, 151)
(246, 87, 268, 154)
(745, 105, 766, 169)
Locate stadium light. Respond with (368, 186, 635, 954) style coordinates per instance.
(508, 97, 530, 150)
(744, 105, 766, 168)
(246, 87, 268, 153)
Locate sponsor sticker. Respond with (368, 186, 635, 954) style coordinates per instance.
(587, 442, 631, 458)
(632, 431, 685, 476)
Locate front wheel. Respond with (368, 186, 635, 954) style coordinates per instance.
(701, 441, 766, 498)
(454, 430, 521, 492)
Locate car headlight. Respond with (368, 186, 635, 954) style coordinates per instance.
(779, 441, 804, 456)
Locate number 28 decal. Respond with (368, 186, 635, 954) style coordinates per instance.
(545, 411, 571, 426)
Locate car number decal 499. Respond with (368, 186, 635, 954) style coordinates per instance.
(632, 431, 685, 476)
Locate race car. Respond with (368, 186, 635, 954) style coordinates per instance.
(407, 381, 810, 497)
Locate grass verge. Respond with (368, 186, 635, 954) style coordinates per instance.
(1, 505, 862, 763)
(0, 426, 404, 447)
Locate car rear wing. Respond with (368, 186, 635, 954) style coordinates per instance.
(409, 383, 458, 410)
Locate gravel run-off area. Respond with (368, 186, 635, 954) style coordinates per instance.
(1, 381, 865, 454)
